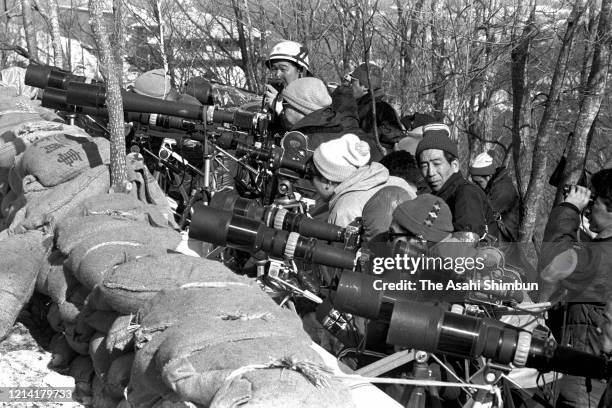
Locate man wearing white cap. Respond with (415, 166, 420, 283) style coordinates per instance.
(469, 152, 519, 242)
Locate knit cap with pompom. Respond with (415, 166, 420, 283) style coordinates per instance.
(313, 133, 371, 182)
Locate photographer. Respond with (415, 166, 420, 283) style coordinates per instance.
(263, 40, 311, 126)
(281, 78, 382, 159)
(311, 133, 411, 229)
(538, 168, 612, 407)
(348, 63, 405, 150)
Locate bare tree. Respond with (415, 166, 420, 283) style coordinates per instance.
(561, 0, 612, 187)
(89, 0, 129, 193)
(519, 0, 585, 243)
(20, 0, 37, 61)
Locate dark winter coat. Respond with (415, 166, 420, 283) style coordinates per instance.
(356, 89, 405, 149)
(291, 86, 383, 161)
(435, 172, 499, 238)
(485, 167, 520, 242)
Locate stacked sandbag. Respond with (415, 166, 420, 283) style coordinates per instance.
(0, 229, 50, 339)
(127, 281, 355, 407)
(35, 192, 182, 406)
(0, 93, 89, 230)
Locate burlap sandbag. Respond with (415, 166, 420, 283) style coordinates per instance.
(49, 333, 77, 371)
(90, 331, 125, 380)
(69, 355, 95, 398)
(0, 167, 9, 196)
(126, 153, 177, 229)
(8, 164, 22, 194)
(55, 215, 150, 256)
(72, 193, 170, 228)
(99, 254, 246, 315)
(105, 352, 135, 399)
(68, 242, 159, 291)
(0, 230, 49, 339)
(0, 120, 88, 169)
(210, 368, 355, 408)
(106, 315, 136, 353)
(0, 189, 17, 218)
(36, 250, 67, 303)
(10, 164, 111, 232)
(47, 303, 63, 333)
(149, 285, 352, 407)
(128, 330, 175, 408)
(21, 134, 110, 187)
(92, 375, 122, 408)
(65, 321, 95, 355)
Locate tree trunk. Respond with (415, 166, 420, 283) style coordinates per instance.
(21, 0, 38, 62)
(231, 0, 255, 91)
(562, 0, 612, 186)
(510, 5, 536, 200)
(49, 0, 65, 69)
(430, 0, 446, 117)
(89, 0, 129, 193)
(518, 0, 584, 243)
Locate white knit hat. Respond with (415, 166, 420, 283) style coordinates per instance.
(469, 152, 495, 176)
(313, 134, 371, 182)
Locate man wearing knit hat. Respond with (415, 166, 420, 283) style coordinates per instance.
(311, 133, 411, 228)
(349, 62, 404, 149)
(469, 152, 519, 242)
(416, 124, 498, 239)
(280, 78, 381, 157)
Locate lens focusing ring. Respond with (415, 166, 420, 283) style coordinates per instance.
(513, 331, 531, 367)
(284, 232, 299, 259)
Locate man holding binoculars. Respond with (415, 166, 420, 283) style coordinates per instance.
(538, 169, 612, 407)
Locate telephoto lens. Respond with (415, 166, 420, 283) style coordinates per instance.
(25, 64, 99, 90)
(209, 193, 346, 243)
(189, 203, 358, 270)
(385, 300, 612, 379)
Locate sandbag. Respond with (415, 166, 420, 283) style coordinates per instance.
(36, 250, 79, 303)
(128, 330, 174, 408)
(55, 215, 149, 256)
(98, 254, 246, 314)
(81, 297, 120, 333)
(65, 321, 95, 355)
(125, 153, 176, 228)
(210, 368, 355, 408)
(69, 355, 95, 397)
(0, 189, 17, 218)
(0, 167, 9, 195)
(47, 303, 64, 333)
(0, 120, 87, 169)
(0, 230, 49, 339)
(10, 164, 111, 232)
(105, 353, 135, 399)
(72, 193, 170, 228)
(92, 375, 122, 408)
(21, 134, 110, 187)
(68, 242, 159, 291)
(49, 333, 78, 370)
(90, 331, 125, 380)
(106, 315, 136, 353)
(149, 285, 349, 407)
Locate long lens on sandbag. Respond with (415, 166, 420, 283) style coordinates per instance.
(210, 194, 345, 243)
(386, 300, 612, 379)
(66, 82, 208, 121)
(189, 203, 357, 270)
(25, 64, 100, 90)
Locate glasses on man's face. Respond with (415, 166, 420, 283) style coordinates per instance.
(584, 195, 597, 217)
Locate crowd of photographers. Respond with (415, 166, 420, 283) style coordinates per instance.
(257, 40, 612, 408)
(5, 38, 612, 407)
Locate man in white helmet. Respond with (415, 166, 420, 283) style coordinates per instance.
(263, 40, 311, 128)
